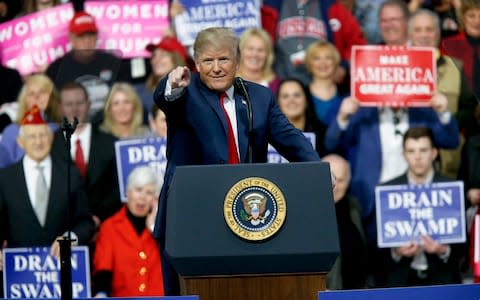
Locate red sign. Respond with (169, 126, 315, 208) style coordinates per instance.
(351, 45, 436, 107)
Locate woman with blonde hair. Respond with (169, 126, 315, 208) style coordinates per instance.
(237, 27, 281, 93)
(305, 41, 349, 126)
(0, 74, 60, 165)
(101, 82, 148, 139)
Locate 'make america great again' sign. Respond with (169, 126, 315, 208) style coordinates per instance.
(351, 45, 436, 107)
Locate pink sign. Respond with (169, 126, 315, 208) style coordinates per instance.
(0, 0, 170, 75)
(351, 45, 437, 107)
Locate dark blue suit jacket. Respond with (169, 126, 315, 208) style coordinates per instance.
(152, 73, 319, 243)
(0, 157, 94, 247)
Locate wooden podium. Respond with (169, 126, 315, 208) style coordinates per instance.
(180, 272, 327, 300)
(165, 162, 339, 300)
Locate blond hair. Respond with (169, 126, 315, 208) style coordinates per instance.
(193, 27, 240, 62)
(16, 74, 60, 124)
(305, 41, 341, 74)
(101, 82, 144, 138)
(238, 27, 275, 82)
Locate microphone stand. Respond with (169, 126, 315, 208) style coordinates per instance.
(58, 117, 78, 300)
(235, 77, 253, 163)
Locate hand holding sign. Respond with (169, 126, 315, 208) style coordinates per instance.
(50, 236, 79, 259)
(394, 241, 421, 258)
(169, 66, 191, 89)
(430, 92, 448, 114)
(421, 235, 449, 255)
(337, 96, 360, 123)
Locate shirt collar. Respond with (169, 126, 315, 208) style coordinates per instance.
(24, 154, 52, 170)
(407, 169, 434, 185)
(224, 86, 234, 100)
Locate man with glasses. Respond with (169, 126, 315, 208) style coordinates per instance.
(379, 0, 410, 46)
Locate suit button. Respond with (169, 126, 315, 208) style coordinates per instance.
(219, 160, 226, 164)
(139, 251, 147, 260)
(139, 267, 147, 275)
(139, 283, 146, 292)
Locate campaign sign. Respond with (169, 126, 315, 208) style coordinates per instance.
(351, 45, 436, 107)
(375, 181, 466, 248)
(318, 283, 480, 300)
(115, 137, 167, 201)
(86, 0, 170, 57)
(267, 132, 316, 163)
(0, 0, 169, 75)
(174, 0, 261, 46)
(2, 246, 90, 299)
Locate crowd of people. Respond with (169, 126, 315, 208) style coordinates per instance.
(0, 0, 480, 296)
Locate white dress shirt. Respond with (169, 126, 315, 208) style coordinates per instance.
(379, 108, 408, 183)
(70, 123, 92, 163)
(23, 155, 52, 209)
(165, 81, 240, 159)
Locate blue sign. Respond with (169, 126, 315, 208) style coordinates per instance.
(174, 0, 261, 45)
(268, 132, 316, 163)
(115, 137, 167, 201)
(375, 181, 466, 248)
(318, 283, 480, 300)
(2, 247, 90, 298)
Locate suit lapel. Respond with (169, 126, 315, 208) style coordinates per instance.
(198, 83, 230, 139)
(87, 129, 100, 184)
(17, 162, 49, 228)
(17, 163, 38, 221)
(235, 93, 248, 163)
(45, 161, 64, 229)
(196, 76, 248, 162)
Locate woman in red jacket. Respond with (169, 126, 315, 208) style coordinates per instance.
(93, 166, 164, 297)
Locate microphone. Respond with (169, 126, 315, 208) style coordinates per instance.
(234, 77, 253, 163)
(61, 117, 79, 141)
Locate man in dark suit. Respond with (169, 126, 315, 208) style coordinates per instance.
(0, 105, 95, 259)
(378, 127, 464, 287)
(153, 27, 320, 294)
(51, 82, 122, 225)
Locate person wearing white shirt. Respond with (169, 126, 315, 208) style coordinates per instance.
(0, 105, 94, 273)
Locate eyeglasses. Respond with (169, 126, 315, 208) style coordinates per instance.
(380, 17, 406, 24)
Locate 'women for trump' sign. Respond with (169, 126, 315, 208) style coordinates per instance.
(375, 181, 466, 248)
(0, 0, 169, 75)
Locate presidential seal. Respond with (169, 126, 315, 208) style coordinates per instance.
(224, 177, 286, 241)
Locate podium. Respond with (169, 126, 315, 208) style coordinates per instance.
(164, 162, 339, 300)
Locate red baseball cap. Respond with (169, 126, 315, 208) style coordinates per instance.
(69, 11, 98, 35)
(146, 37, 187, 62)
(21, 105, 47, 126)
